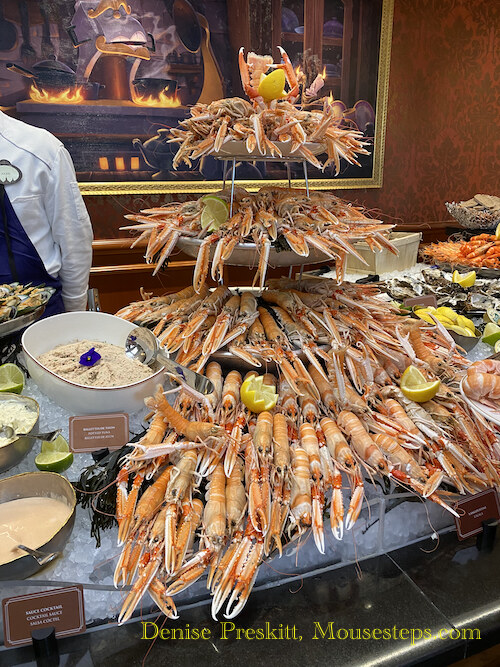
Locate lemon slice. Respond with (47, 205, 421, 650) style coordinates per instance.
(496, 222, 500, 239)
(414, 309, 436, 325)
(436, 307, 458, 323)
(35, 434, 73, 472)
(0, 363, 25, 394)
(240, 375, 278, 413)
(452, 270, 476, 288)
(400, 365, 441, 403)
(257, 69, 287, 102)
(455, 314, 476, 333)
(495, 340, 500, 353)
(200, 196, 229, 231)
(448, 325, 475, 337)
(435, 315, 455, 327)
(482, 322, 500, 345)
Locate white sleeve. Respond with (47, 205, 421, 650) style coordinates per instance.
(43, 145, 93, 311)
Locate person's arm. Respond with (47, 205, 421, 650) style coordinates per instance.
(43, 145, 93, 311)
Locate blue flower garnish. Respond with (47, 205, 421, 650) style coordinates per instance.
(79, 347, 101, 367)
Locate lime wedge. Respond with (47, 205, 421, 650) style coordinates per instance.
(201, 196, 229, 232)
(35, 451, 73, 473)
(40, 434, 70, 454)
(0, 363, 25, 394)
(35, 434, 73, 472)
(482, 322, 500, 346)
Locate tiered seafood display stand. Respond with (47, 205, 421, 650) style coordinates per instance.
(2, 76, 500, 665)
(0, 155, 463, 643)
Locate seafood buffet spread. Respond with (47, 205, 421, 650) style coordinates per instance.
(109, 277, 500, 624)
(104, 47, 500, 625)
(422, 234, 500, 272)
(2, 43, 500, 641)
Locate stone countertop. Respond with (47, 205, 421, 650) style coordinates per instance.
(2, 530, 500, 666)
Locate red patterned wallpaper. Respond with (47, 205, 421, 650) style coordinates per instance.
(85, 0, 500, 240)
(350, 0, 500, 229)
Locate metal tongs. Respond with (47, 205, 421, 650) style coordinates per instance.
(125, 326, 214, 395)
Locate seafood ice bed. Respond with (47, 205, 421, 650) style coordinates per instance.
(1, 378, 465, 639)
(328, 264, 493, 363)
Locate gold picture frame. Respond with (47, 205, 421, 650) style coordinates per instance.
(80, 0, 394, 195)
(1, 0, 393, 196)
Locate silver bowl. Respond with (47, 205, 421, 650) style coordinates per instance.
(449, 327, 481, 353)
(176, 236, 331, 267)
(0, 305, 46, 339)
(0, 471, 76, 580)
(0, 393, 39, 474)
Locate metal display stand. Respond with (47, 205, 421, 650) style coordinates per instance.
(220, 156, 311, 214)
(215, 154, 317, 285)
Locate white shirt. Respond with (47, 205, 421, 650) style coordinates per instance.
(0, 111, 93, 311)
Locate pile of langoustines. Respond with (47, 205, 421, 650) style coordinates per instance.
(112, 277, 499, 625)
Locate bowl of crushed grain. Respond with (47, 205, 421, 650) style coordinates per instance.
(21, 312, 165, 415)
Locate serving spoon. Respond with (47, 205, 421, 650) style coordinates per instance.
(125, 326, 214, 396)
(0, 427, 61, 442)
(17, 544, 61, 566)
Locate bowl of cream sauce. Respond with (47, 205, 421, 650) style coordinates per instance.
(0, 471, 76, 579)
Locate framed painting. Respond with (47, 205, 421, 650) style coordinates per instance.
(0, 0, 394, 194)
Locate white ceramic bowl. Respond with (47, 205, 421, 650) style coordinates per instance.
(21, 312, 164, 415)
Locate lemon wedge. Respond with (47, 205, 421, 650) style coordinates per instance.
(455, 314, 476, 333)
(452, 270, 476, 288)
(496, 222, 500, 239)
(201, 196, 229, 231)
(448, 325, 475, 337)
(257, 69, 287, 102)
(414, 309, 435, 325)
(436, 307, 458, 323)
(400, 365, 441, 403)
(240, 375, 278, 413)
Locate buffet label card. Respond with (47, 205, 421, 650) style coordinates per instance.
(403, 295, 437, 309)
(69, 412, 129, 452)
(454, 488, 500, 540)
(2, 585, 85, 648)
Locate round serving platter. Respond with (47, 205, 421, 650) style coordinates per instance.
(0, 305, 46, 339)
(176, 236, 331, 268)
(212, 140, 325, 160)
(460, 377, 500, 428)
(425, 260, 500, 280)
